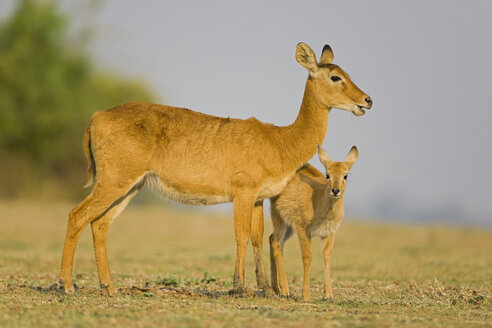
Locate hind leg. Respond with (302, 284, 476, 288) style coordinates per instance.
(269, 208, 292, 297)
(58, 194, 95, 293)
(91, 189, 137, 296)
(58, 182, 138, 293)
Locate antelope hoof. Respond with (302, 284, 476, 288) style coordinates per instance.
(278, 287, 289, 298)
(50, 279, 77, 294)
(254, 286, 277, 298)
(227, 286, 252, 297)
(100, 283, 116, 297)
(262, 287, 277, 298)
(323, 297, 334, 302)
(257, 281, 275, 298)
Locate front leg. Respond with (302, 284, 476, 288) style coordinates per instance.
(231, 191, 256, 293)
(250, 200, 273, 295)
(269, 210, 291, 297)
(296, 227, 312, 301)
(321, 234, 335, 300)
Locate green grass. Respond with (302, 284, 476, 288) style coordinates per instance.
(0, 201, 490, 327)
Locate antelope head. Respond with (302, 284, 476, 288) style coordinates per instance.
(318, 145, 359, 198)
(296, 43, 372, 116)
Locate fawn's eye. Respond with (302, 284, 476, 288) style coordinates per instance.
(331, 76, 341, 82)
(344, 175, 348, 180)
(326, 174, 330, 179)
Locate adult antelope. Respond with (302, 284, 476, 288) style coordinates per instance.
(56, 43, 372, 296)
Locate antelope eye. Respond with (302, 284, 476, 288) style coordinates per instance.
(326, 174, 330, 179)
(331, 76, 341, 82)
(344, 175, 348, 180)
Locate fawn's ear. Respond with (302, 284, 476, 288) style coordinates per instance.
(296, 42, 319, 75)
(318, 44, 334, 65)
(317, 145, 332, 167)
(345, 146, 359, 169)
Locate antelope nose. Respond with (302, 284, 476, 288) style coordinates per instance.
(365, 97, 373, 107)
(332, 189, 340, 196)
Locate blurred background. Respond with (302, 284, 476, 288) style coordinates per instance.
(0, 0, 491, 226)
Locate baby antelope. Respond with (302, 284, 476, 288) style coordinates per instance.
(269, 145, 358, 301)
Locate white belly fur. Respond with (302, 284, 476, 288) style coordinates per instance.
(145, 173, 232, 205)
(144, 172, 294, 206)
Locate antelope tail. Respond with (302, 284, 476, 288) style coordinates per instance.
(83, 121, 96, 188)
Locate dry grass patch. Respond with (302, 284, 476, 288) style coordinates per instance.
(0, 201, 490, 327)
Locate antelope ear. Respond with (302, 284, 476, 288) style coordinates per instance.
(319, 44, 334, 65)
(345, 146, 359, 169)
(317, 145, 332, 167)
(296, 42, 319, 74)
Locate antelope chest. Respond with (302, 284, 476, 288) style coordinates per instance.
(308, 212, 342, 238)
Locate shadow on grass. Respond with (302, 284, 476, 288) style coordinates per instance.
(17, 282, 273, 300)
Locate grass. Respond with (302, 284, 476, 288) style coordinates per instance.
(0, 200, 490, 327)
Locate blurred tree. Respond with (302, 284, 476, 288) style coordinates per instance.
(0, 0, 155, 199)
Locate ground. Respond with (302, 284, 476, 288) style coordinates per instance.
(0, 201, 490, 327)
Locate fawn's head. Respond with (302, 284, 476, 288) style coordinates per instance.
(296, 43, 372, 116)
(318, 145, 359, 198)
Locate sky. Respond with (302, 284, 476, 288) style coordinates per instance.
(3, 1, 491, 225)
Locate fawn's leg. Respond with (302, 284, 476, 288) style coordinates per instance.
(269, 233, 279, 294)
(269, 208, 291, 297)
(250, 200, 272, 294)
(296, 227, 312, 301)
(231, 191, 256, 293)
(321, 234, 335, 300)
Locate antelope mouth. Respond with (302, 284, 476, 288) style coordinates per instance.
(353, 105, 367, 116)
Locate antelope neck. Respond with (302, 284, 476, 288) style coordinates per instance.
(278, 79, 330, 170)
